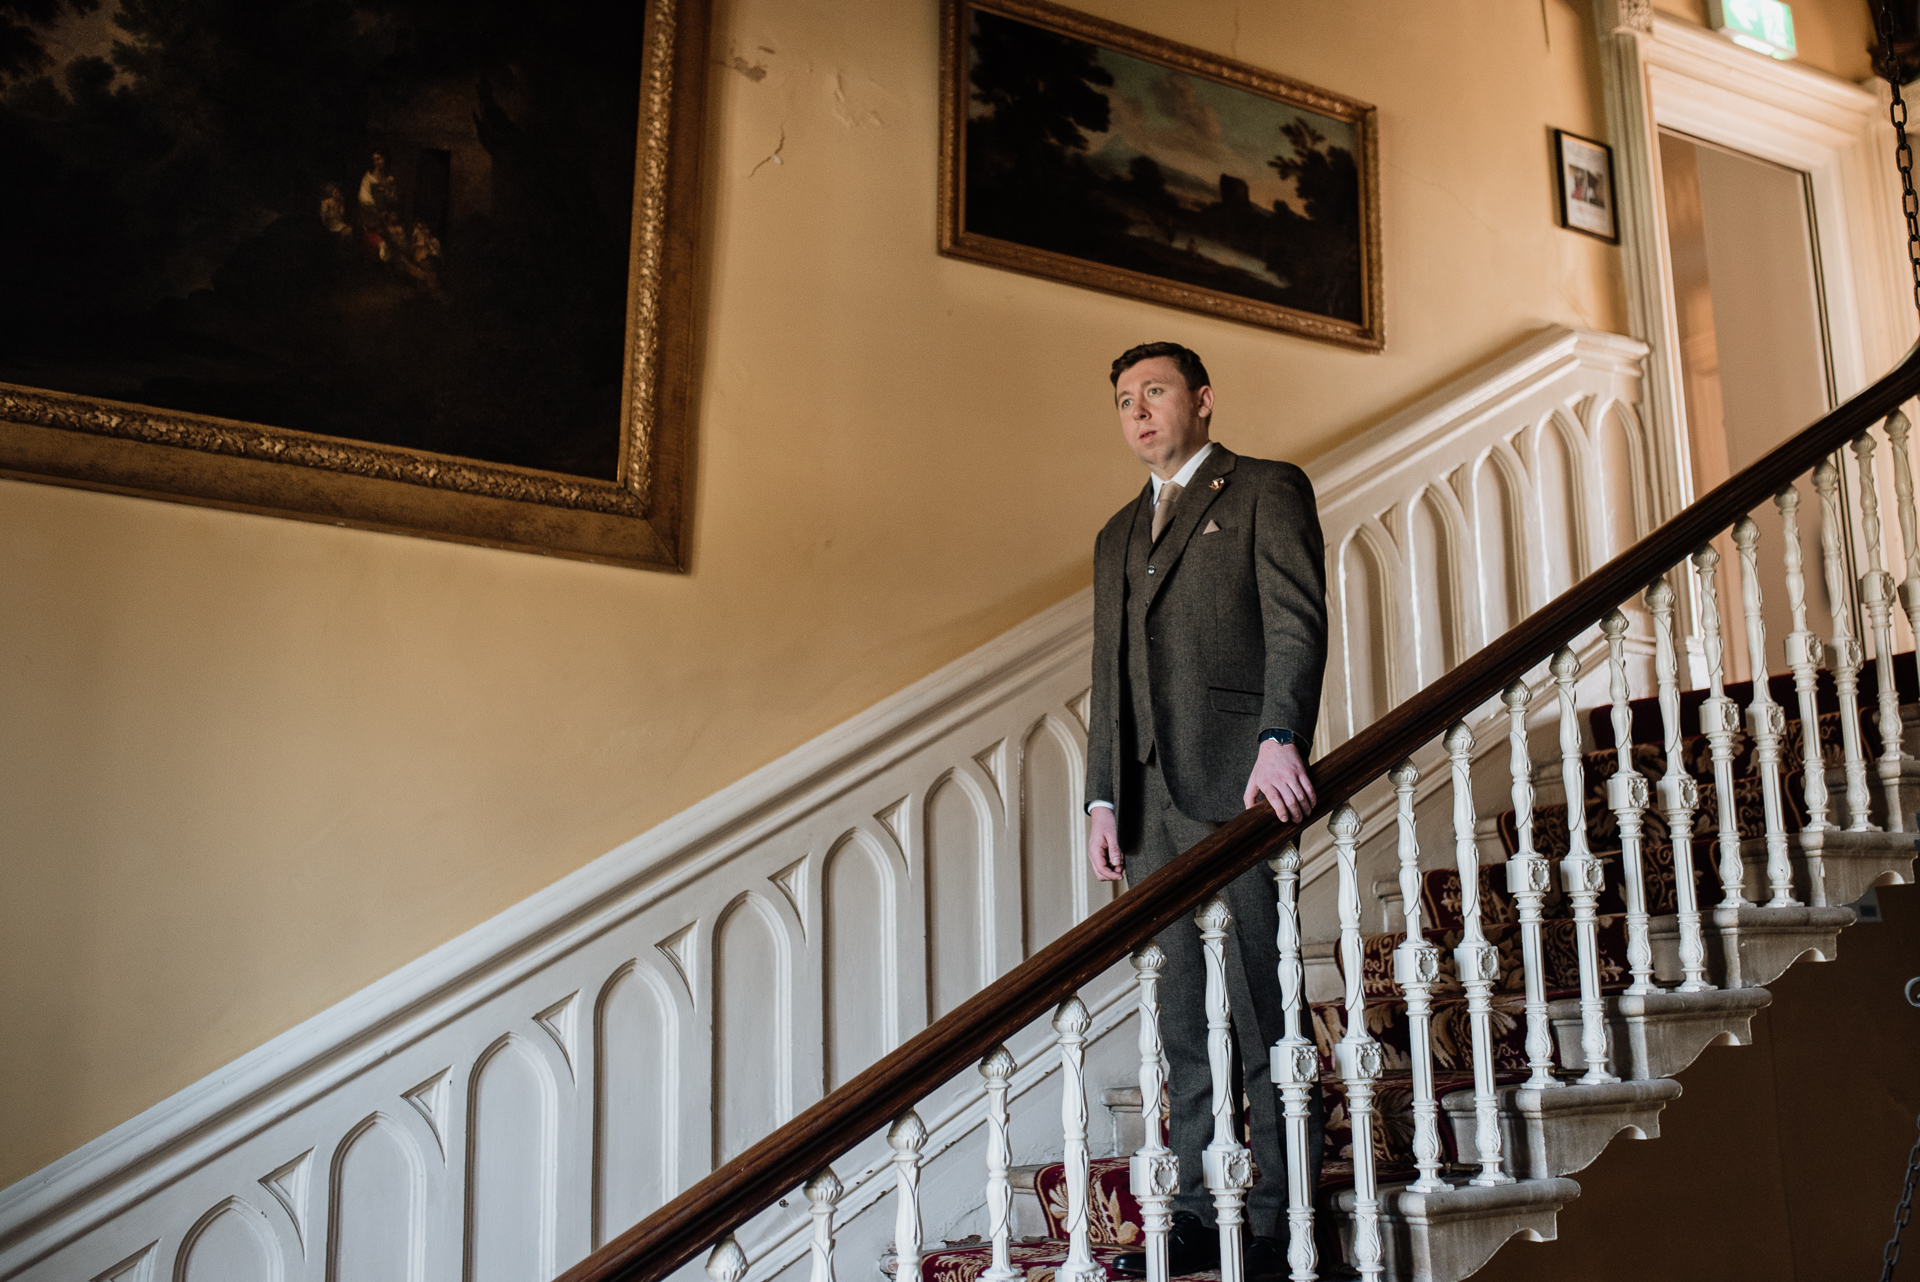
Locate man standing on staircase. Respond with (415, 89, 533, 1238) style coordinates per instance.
(1085, 341, 1330, 1280)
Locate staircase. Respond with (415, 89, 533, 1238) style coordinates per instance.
(570, 343, 1920, 1282)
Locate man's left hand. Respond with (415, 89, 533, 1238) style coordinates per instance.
(1243, 738, 1315, 823)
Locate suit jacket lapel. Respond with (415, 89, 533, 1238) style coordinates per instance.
(1143, 445, 1237, 609)
(1099, 481, 1152, 638)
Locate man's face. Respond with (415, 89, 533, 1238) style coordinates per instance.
(1115, 356, 1212, 478)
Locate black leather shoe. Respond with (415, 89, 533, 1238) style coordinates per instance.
(1110, 1211, 1221, 1277)
(1243, 1235, 1288, 1281)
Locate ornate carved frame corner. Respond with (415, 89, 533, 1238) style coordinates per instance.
(0, 0, 712, 572)
(937, 0, 1384, 353)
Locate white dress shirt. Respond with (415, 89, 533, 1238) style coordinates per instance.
(1089, 442, 1215, 815)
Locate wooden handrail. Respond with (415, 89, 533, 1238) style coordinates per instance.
(562, 342, 1920, 1282)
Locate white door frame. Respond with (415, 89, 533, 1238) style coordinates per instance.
(1593, 0, 1914, 515)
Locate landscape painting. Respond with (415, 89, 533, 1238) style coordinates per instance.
(940, 0, 1382, 350)
(0, 0, 710, 570)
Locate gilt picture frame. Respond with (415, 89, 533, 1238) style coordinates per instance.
(0, 0, 710, 571)
(939, 0, 1383, 351)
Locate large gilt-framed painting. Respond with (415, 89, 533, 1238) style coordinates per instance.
(0, 0, 709, 570)
(940, 0, 1382, 351)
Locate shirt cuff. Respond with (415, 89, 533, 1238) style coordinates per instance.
(1087, 800, 1115, 814)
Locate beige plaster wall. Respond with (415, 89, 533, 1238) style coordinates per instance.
(0, 0, 1625, 1187)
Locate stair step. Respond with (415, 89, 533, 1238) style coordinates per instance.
(1441, 1079, 1681, 1180)
(1549, 986, 1772, 1079)
(1336, 1176, 1581, 1282)
(1649, 904, 1854, 989)
(1739, 827, 1916, 907)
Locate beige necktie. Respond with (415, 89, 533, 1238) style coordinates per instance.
(1151, 481, 1183, 543)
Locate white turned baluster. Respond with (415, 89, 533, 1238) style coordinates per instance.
(1267, 843, 1320, 1282)
(1777, 485, 1833, 907)
(1446, 722, 1514, 1185)
(1196, 898, 1254, 1282)
(1553, 648, 1617, 1083)
(1603, 611, 1658, 994)
(1815, 457, 1875, 831)
(980, 1047, 1018, 1282)
(889, 1112, 926, 1282)
(1390, 761, 1447, 1192)
(1503, 681, 1562, 1087)
(1128, 948, 1178, 1282)
(1693, 545, 1749, 909)
(707, 1236, 749, 1282)
(1054, 998, 1103, 1282)
(805, 1167, 842, 1282)
(1331, 806, 1385, 1277)
(1734, 518, 1798, 906)
(1888, 411, 1920, 730)
(1856, 429, 1908, 833)
(1648, 577, 1712, 991)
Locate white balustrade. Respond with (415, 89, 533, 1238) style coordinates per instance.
(1854, 429, 1906, 833)
(1889, 411, 1920, 707)
(1503, 680, 1563, 1086)
(888, 1112, 927, 1282)
(1693, 544, 1750, 940)
(1446, 722, 1514, 1186)
(1128, 947, 1177, 1282)
(979, 1048, 1018, 1282)
(1647, 576, 1712, 991)
(1196, 897, 1254, 1282)
(805, 1167, 842, 1282)
(1331, 806, 1385, 1278)
(1053, 998, 1102, 1282)
(1733, 517, 1798, 906)
(1815, 456, 1875, 830)
(1268, 843, 1320, 1282)
(1603, 611, 1658, 993)
(1389, 760, 1448, 1195)
(708, 1235, 749, 1282)
(1553, 647, 1617, 1084)
(1777, 484, 1832, 907)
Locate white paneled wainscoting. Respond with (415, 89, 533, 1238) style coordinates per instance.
(0, 325, 1663, 1282)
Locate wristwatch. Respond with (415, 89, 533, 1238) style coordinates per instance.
(1258, 728, 1296, 747)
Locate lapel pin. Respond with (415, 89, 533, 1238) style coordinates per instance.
(1209, 477, 1226, 490)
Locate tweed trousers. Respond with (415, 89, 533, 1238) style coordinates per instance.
(1120, 752, 1326, 1242)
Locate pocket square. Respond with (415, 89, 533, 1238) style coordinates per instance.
(1202, 519, 1221, 534)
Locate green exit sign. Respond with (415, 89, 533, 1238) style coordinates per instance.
(1710, 0, 1798, 60)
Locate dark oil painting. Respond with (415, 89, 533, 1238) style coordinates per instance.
(945, 1, 1380, 348)
(0, 0, 646, 480)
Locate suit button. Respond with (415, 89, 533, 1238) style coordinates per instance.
(1146, 565, 1156, 574)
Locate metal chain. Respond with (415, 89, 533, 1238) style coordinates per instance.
(1886, 1115, 1920, 1281)
(1873, 0, 1920, 314)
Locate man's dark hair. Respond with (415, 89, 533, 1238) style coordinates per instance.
(1110, 341, 1210, 393)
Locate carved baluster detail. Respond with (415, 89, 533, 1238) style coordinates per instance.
(1387, 761, 1447, 1193)
(1503, 680, 1561, 1086)
(1648, 577, 1712, 990)
(980, 1048, 1018, 1282)
(889, 1112, 927, 1282)
(1267, 843, 1319, 1282)
(1196, 898, 1253, 1282)
(1332, 806, 1385, 1277)
(1053, 999, 1102, 1282)
(707, 1236, 748, 1282)
(1815, 457, 1874, 831)
(1447, 722, 1514, 1185)
(806, 1167, 842, 1282)
(1777, 485, 1832, 906)
(1888, 411, 1920, 743)
(1734, 518, 1797, 906)
(1554, 647, 1617, 1082)
(1855, 429, 1907, 833)
(1602, 610, 1658, 993)
(1127, 948, 1178, 1282)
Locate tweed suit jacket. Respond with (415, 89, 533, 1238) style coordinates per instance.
(1085, 444, 1328, 824)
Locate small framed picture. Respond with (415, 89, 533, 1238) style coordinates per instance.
(1554, 129, 1618, 243)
